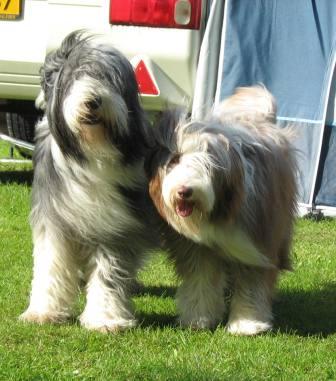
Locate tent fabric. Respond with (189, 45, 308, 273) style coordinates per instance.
(315, 126, 336, 207)
(194, 0, 336, 212)
(192, 0, 225, 120)
(215, 0, 336, 124)
(315, 68, 336, 208)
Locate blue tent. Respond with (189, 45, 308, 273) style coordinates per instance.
(193, 0, 336, 216)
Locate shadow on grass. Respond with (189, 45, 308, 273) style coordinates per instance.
(135, 283, 336, 335)
(135, 284, 176, 298)
(134, 285, 178, 328)
(138, 312, 178, 329)
(0, 170, 33, 185)
(274, 282, 336, 337)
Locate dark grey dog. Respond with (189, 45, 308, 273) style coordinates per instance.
(20, 30, 157, 332)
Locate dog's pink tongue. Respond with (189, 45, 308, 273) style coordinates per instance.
(176, 200, 194, 217)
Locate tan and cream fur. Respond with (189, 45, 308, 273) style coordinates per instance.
(147, 86, 297, 335)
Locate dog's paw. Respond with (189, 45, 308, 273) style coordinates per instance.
(226, 319, 272, 335)
(79, 316, 137, 333)
(178, 316, 219, 330)
(19, 309, 70, 324)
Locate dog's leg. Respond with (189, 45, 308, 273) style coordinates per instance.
(226, 267, 277, 335)
(80, 248, 137, 333)
(175, 250, 227, 329)
(20, 229, 80, 324)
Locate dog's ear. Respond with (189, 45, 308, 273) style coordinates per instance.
(210, 138, 245, 222)
(144, 146, 162, 179)
(40, 30, 90, 101)
(155, 108, 187, 147)
(39, 50, 59, 100)
(145, 108, 185, 178)
(148, 170, 167, 220)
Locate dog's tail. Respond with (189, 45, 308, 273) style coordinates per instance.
(214, 85, 299, 168)
(214, 85, 277, 124)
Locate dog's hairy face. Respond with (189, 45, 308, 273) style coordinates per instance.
(148, 116, 245, 241)
(40, 31, 146, 163)
(62, 75, 128, 149)
(162, 132, 215, 215)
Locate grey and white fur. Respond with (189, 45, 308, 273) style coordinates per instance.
(20, 30, 157, 332)
(147, 86, 298, 335)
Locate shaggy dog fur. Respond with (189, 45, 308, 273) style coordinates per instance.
(146, 86, 298, 335)
(20, 31, 157, 332)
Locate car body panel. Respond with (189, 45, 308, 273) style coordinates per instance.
(0, 0, 206, 110)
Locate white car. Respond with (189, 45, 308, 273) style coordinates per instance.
(0, 0, 210, 145)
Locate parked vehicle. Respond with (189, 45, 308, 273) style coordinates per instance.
(0, 0, 209, 145)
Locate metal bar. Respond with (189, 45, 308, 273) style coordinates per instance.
(0, 158, 32, 164)
(0, 133, 35, 151)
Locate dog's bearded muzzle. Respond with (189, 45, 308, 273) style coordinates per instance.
(162, 161, 216, 219)
(167, 183, 215, 219)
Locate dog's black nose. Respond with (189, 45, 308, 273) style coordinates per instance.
(177, 186, 193, 199)
(85, 97, 102, 110)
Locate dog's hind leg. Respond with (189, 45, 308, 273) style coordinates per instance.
(20, 227, 81, 324)
(226, 266, 278, 335)
(79, 246, 137, 333)
(175, 249, 227, 329)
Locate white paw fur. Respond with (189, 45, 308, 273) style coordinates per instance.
(226, 318, 272, 335)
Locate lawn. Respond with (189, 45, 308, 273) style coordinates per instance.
(0, 141, 335, 381)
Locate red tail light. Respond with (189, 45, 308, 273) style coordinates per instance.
(109, 0, 202, 29)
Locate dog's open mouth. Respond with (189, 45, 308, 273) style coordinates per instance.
(175, 200, 194, 217)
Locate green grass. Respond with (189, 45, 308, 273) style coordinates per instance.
(0, 142, 336, 381)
